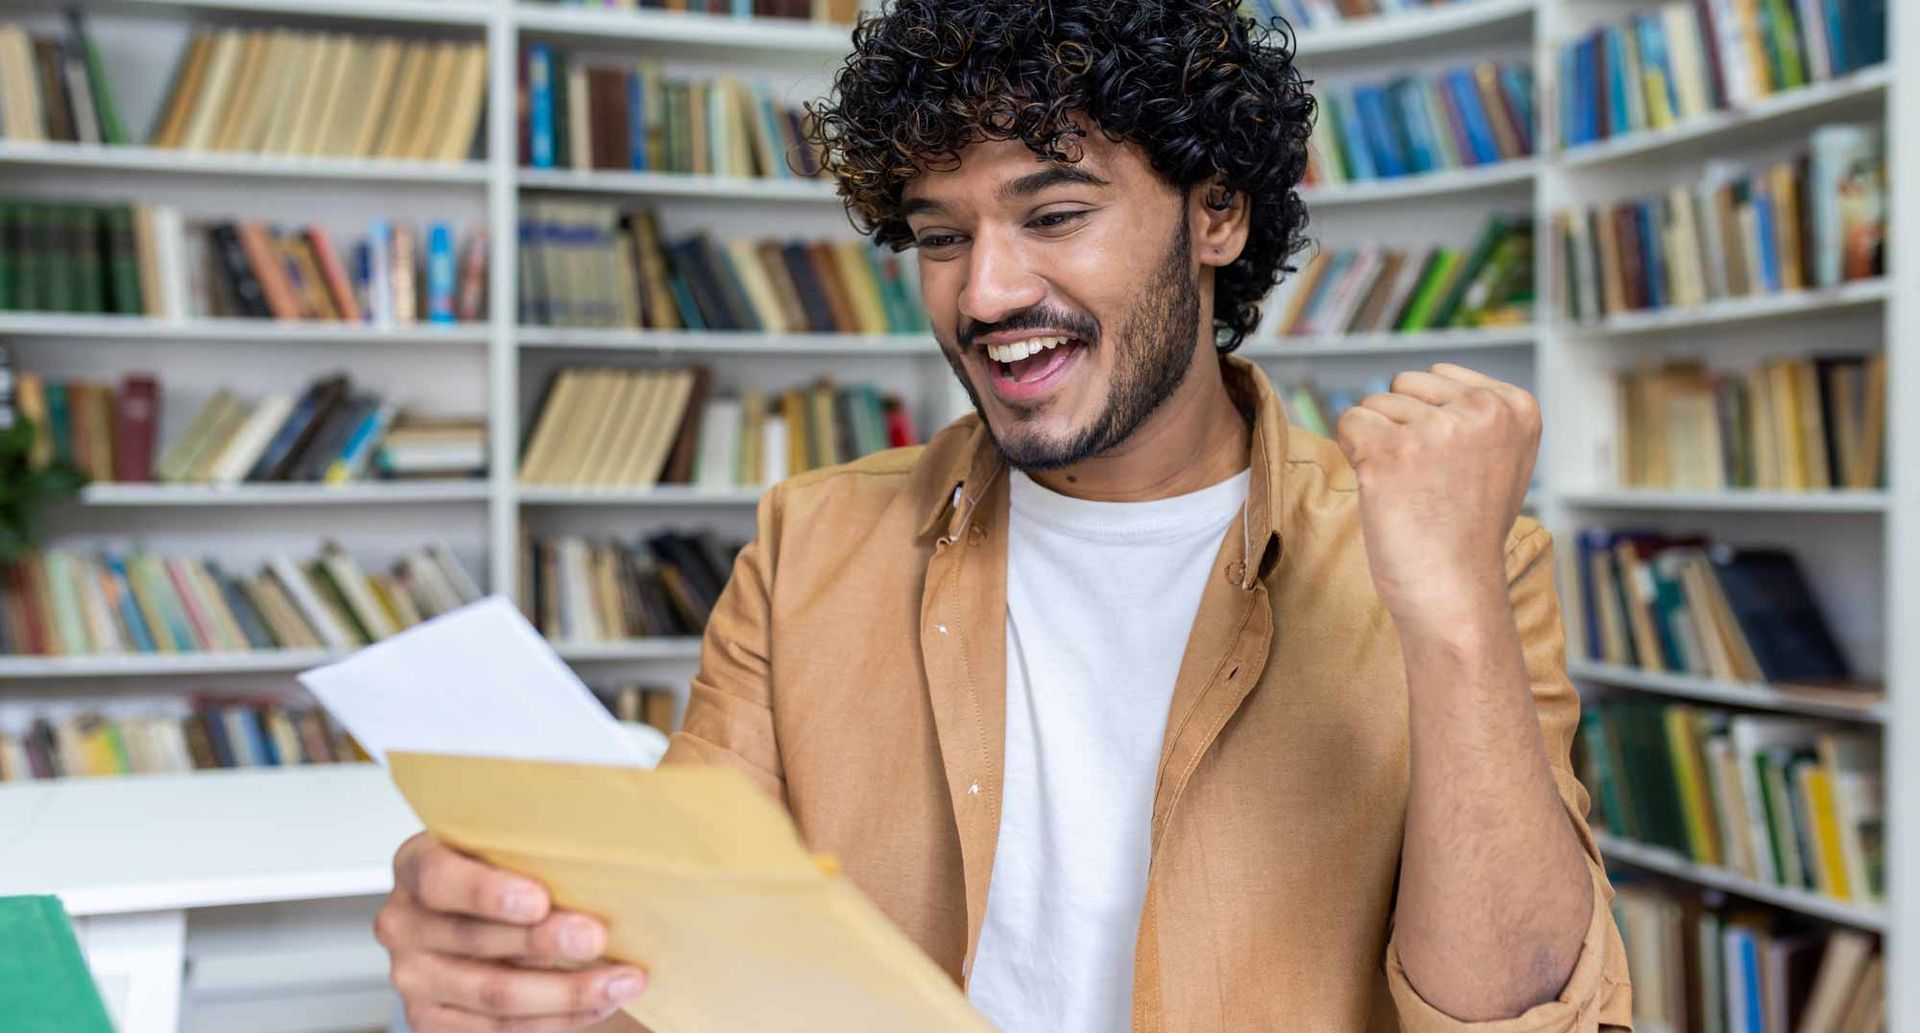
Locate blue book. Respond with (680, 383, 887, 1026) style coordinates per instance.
(201, 707, 235, 767)
(1604, 26, 1631, 137)
(101, 554, 155, 653)
(1637, 203, 1667, 310)
(425, 222, 455, 324)
(1571, 38, 1597, 145)
(1559, 45, 1581, 147)
(1499, 64, 1534, 154)
(1738, 932, 1762, 1033)
(235, 706, 276, 767)
(528, 44, 555, 169)
(1574, 529, 1610, 658)
(1353, 85, 1408, 178)
(350, 241, 371, 323)
(1298, 251, 1351, 327)
(1753, 186, 1782, 293)
(1635, 14, 1679, 126)
(1445, 71, 1499, 165)
(1327, 90, 1375, 181)
(1848, 0, 1886, 69)
(1391, 81, 1438, 173)
(733, 0, 751, 15)
(44, 383, 72, 466)
(627, 71, 647, 170)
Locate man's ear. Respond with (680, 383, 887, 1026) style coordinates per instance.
(1191, 175, 1251, 269)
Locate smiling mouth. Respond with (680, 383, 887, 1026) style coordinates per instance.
(984, 334, 1089, 384)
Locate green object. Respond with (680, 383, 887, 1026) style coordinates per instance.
(104, 206, 142, 316)
(1396, 248, 1460, 331)
(68, 11, 126, 145)
(1765, 0, 1807, 90)
(71, 206, 104, 315)
(1430, 217, 1509, 328)
(0, 201, 14, 310)
(0, 895, 116, 1033)
(19, 204, 50, 312)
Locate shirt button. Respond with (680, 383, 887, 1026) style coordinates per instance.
(1224, 560, 1247, 583)
(967, 525, 986, 545)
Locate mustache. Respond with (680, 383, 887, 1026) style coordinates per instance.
(958, 308, 1101, 350)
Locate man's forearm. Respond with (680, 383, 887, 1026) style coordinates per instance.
(1391, 576, 1592, 1023)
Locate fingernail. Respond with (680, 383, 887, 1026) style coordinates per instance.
(604, 971, 647, 1002)
(559, 922, 595, 959)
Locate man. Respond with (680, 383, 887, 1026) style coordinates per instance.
(375, 1, 1634, 1030)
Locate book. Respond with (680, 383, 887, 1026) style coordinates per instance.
(0, 698, 357, 782)
(1305, 62, 1533, 188)
(0, 895, 115, 1029)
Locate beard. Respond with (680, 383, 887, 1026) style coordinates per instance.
(941, 215, 1204, 471)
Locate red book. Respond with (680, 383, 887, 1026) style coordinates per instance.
(305, 226, 362, 324)
(163, 558, 217, 651)
(115, 374, 158, 483)
(5, 564, 45, 655)
(883, 397, 917, 448)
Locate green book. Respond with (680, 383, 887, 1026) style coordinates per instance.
(45, 383, 74, 467)
(23, 204, 54, 312)
(67, 11, 126, 145)
(1764, 0, 1808, 90)
(0, 201, 14, 311)
(103, 206, 142, 316)
(71, 206, 104, 315)
(1395, 249, 1461, 331)
(0, 895, 116, 1033)
(1429, 218, 1509, 328)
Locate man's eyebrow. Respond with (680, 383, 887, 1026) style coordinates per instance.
(999, 166, 1109, 202)
(901, 196, 946, 218)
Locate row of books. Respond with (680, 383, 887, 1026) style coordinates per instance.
(518, 366, 919, 489)
(1305, 62, 1534, 188)
(1241, 0, 1467, 30)
(1559, 0, 1887, 148)
(1611, 882, 1883, 1033)
(1573, 530, 1854, 686)
(530, 531, 741, 643)
(0, 699, 362, 782)
(19, 370, 488, 486)
(518, 49, 822, 178)
(1581, 697, 1883, 904)
(0, 541, 482, 657)
(1268, 216, 1532, 337)
(1274, 377, 1387, 440)
(520, 202, 928, 334)
(0, 200, 488, 324)
(151, 30, 486, 163)
(1614, 356, 1886, 494)
(592, 682, 679, 737)
(0, 15, 125, 145)
(526, 0, 859, 24)
(1552, 125, 1885, 322)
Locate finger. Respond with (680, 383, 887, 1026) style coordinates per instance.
(405, 1001, 621, 1033)
(1426, 363, 1508, 390)
(397, 834, 551, 925)
(400, 951, 646, 1017)
(379, 895, 609, 963)
(1333, 405, 1394, 464)
(1387, 370, 1468, 406)
(1355, 392, 1433, 425)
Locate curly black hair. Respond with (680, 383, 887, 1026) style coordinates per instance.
(807, 0, 1315, 353)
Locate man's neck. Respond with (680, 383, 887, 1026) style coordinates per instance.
(1025, 351, 1251, 502)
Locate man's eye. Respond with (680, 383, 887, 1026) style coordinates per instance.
(915, 233, 963, 250)
(1028, 210, 1088, 230)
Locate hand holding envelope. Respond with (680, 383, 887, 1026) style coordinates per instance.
(300, 598, 995, 1033)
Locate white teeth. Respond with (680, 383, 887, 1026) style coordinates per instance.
(986, 335, 1070, 364)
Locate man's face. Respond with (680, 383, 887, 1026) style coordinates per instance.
(901, 131, 1205, 470)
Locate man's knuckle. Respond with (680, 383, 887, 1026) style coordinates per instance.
(373, 903, 406, 949)
(478, 973, 517, 1013)
(390, 955, 426, 998)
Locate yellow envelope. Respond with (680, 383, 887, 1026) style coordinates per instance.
(388, 751, 998, 1033)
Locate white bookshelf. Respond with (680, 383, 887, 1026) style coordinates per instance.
(0, 0, 1909, 1027)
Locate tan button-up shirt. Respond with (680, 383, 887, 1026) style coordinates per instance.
(662, 357, 1634, 1032)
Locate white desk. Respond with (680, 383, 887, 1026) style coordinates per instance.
(0, 765, 419, 1033)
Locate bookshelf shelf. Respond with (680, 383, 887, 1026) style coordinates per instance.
(1559, 65, 1893, 170)
(26, 0, 492, 27)
(517, 168, 838, 203)
(1240, 326, 1535, 358)
(76, 482, 492, 507)
(516, 485, 766, 507)
(1558, 489, 1890, 514)
(0, 315, 490, 347)
(1595, 833, 1886, 931)
(512, 4, 855, 56)
(0, 142, 489, 185)
(1568, 660, 1887, 723)
(1562, 279, 1890, 338)
(0, 649, 342, 680)
(1297, 158, 1537, 207)
(551, 638, 704, 663)
(1293, 0, 1536, 59)
(516, 327, 933, 355)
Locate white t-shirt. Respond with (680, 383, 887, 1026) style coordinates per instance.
(967, 466, 1252, 1033)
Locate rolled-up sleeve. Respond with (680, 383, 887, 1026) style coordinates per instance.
(1385, 523, 1634, 1033)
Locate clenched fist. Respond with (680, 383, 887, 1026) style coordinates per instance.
(1334, 364, 1539, 632)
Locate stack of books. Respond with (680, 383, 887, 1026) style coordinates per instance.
(518, 367, 919, 490)
(1609, 884, 1884, 1032)
(15, 371, 488, 486)
(1560, 0, 1888, 149)
(1614, 356, 1887, 493)
(149, 29, 487, 162)
(1553, 123, 1885, 322)
(1267, 215, 1533, 338)
(1572, 530, 1859, 685)
(0, 15, 126, 144)
(0, 201, 488, 324)
(525, 0, 860, 24)
(520, 202, 927, 334)
(1579, 697, 1883, 903)
(0, 697, 364, 782)
(1240, 0, 1468, 31)
(530, 531, 741, 643)
(590, 682, 679, 737)
(0, 541, 482, 657)
(518, 50, 823, 177)
(1305, 62, 1534, 188)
